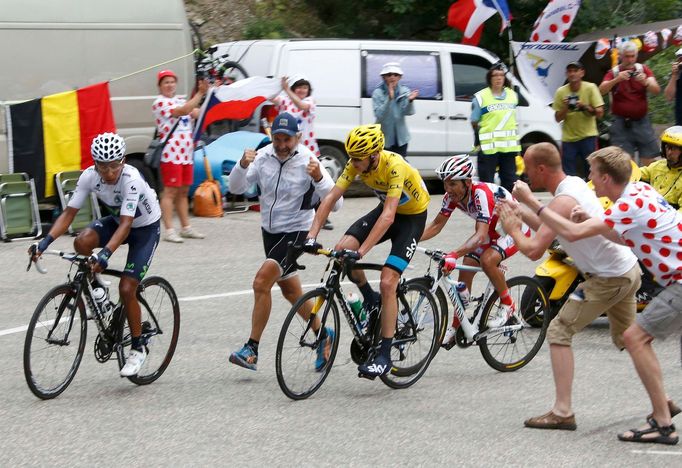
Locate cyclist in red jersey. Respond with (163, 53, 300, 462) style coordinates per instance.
(421, 154, 529, 345)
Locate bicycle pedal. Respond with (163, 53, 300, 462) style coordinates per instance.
(358, 372, 377, 380)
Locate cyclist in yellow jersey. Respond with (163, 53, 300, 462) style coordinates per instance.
(307, 124, 430, 378)
(639, 126, 682, 211)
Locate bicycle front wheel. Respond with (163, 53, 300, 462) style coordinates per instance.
(124, 276, 181, 385)
(23, 284, 87, 399)
(276, 289, 340, 400)
(381, 281, 440, 389)
(479, 276, 550, 372)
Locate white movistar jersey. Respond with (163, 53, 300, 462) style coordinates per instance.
(228, 143, 342, 233)
(68, 165, 161, 228)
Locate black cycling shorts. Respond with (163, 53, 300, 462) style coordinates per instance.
(262, 229, 308, 280)
(346, 203, 427, 274)
(89, 216, 160, 281)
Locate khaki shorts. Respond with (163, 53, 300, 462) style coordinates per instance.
(547, 263, 641, 349)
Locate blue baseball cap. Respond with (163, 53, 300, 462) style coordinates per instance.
(271, 112, 299, 136)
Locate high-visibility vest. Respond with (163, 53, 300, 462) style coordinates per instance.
(475, 87, 521, 155)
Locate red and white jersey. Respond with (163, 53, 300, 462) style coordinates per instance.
(440, 181, 511, 242)
(604, 181, 682, 286)
(152, 95, 194, 165)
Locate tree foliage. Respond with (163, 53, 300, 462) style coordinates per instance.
(242, 0, 682, 122)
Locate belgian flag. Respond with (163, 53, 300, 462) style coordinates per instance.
(7, 82, 115, 198)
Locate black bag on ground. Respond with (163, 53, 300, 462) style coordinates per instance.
(144, 118, 181, 169)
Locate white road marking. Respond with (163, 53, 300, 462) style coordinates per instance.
(1, 280, 376, 337)
(630, 450, 682, 456)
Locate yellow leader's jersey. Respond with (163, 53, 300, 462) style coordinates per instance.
(640, 160, 682, 210)
(336, 150, 430, 215)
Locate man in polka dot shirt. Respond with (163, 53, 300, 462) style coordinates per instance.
(520, 146, 681, 445)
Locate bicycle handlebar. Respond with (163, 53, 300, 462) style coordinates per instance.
(27, 249, 86, 274)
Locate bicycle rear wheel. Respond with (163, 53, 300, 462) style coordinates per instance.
(276, 289, 340, 400)
(380, 281, 439, 389)
(123, 276, 180, 385)
(479, 276, 550, 372)
(23, 284, 87, 399)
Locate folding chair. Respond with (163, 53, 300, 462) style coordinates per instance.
(0, 180, 42, 241)
(0, 172, 29, 184)
(55, 170, 101, 234)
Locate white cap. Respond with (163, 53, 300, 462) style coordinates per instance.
(287, 74, 309, 88)
(380, 62, 403, 76)
(676, 48, 682, 57)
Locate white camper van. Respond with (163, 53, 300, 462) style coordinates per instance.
(214, 39, 561, 181)
(0, 0, 195, 183)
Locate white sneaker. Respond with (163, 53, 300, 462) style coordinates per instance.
(163, 229, 184, 243)
(442, 326, 457, 347)
(487, 302, 516, 328)
(180, 227, 205, 239)
(120, 348, 147, 377)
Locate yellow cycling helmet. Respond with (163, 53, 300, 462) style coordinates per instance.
(345, 124, 385, 159)
(661, 125, 682, 156)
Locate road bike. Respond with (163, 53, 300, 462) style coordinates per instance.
(23, 250, 180, 399)
(409, 246, 550, 372)
(275, 244, 440, 400)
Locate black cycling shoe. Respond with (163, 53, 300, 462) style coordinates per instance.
(358, 353, 391, 379)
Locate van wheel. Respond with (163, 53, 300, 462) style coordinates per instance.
(318, 145, 347, 182)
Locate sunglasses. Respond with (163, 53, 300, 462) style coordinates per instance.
(383, 73, 401, 77)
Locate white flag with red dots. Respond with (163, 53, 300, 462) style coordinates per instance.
(530, 0, 582, 43)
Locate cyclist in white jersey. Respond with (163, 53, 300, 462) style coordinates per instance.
(30, 133, 161, 377)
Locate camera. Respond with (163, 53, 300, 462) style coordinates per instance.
(629, 70, 639, 78)
(567, 95, 579, 111)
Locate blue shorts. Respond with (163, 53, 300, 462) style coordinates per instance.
(89, 216, 160, 281)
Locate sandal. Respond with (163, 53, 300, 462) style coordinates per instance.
(617, 417, 679, 445)
(646, 400, 681, 420)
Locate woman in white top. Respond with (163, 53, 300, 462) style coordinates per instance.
(273, 75, 320, 157)
(152, 69, 208, 243)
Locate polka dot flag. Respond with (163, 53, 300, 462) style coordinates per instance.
(530, 0, 581, 43)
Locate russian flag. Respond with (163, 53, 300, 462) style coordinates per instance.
(447, 0, 511, 46)
(193, 76, 281, 141)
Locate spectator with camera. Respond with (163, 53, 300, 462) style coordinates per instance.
(553, 61, 604, 178)
(599, 41, 661, 166)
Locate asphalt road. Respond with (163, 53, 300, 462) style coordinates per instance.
(1, 195, 680, 466)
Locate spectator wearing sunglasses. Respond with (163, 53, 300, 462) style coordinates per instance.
(372, 62, 419, 158)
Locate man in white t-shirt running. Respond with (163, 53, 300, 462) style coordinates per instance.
(519, 146, 680, 445)
(497, 143, 641, 432)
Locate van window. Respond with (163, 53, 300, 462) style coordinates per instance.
(451, 53, 491, 102)
(362, 51, 442, 100)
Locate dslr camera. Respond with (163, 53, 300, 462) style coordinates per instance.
(567, 95, 579, 111)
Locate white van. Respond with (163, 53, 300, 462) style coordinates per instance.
(0, 0, 194, 183)
(213, 39, 561, 181)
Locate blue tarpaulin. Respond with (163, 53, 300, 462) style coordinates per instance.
(190, 131, 268, 197)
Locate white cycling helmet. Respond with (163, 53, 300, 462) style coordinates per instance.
(91, 133, 126, 162)
(435, 154, 475, 180)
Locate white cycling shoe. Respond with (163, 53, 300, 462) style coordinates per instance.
(120, 348, 147, 377)
(487, 302, 516, 328)
(442, 326, 457, 347)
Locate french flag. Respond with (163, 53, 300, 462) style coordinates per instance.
(193, 76, 281, 141)
(447, 0, 511, 46)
